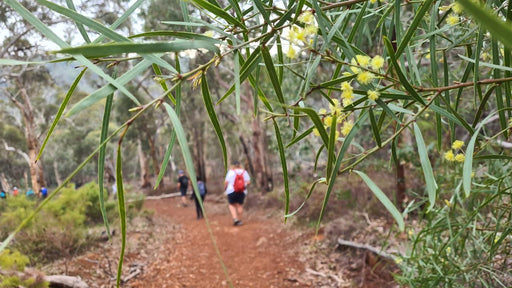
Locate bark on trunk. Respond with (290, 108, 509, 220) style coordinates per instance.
(0, 173, 10, 193)
(53, 160, 62, 187)
(147, 132, 164, 187)
(137, 139, 151, 188)
(239, 135, 255, 179)
(193, 125, 206, 181)
(13, 86, 46, 194)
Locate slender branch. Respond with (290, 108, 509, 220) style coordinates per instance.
(321, 0, 369, 10)
(2, 140, 30, 164)
(338, 91, 441, 175)
(416, 76, 512, 92)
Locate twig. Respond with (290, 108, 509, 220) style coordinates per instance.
(337, 239, 395, 261)
(122, 269, 141, 283)
(306, 268, 342, 285)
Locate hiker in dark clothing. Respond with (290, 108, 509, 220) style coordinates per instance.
(177, 170, 189, 207)
(191, 178, 207, 219)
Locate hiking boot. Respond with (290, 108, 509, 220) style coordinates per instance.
(234, 220, 243, 226)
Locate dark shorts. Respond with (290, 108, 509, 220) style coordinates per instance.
(227, 192, 245, 204)
(180, 188, 187, 196)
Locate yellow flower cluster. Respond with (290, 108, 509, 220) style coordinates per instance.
(349, 54, 384, 85)
(286, 11, 319, 59)
(312, 99, 354, 139)
(341, 81, 354, 106)
(444, 140, 465, 162)
(367, 90, 380, 101)
(446, 15, 459, 26)
(441, 3, 463, 26)
(341, 120, 353, 136)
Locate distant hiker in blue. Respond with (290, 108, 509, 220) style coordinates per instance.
(26, 188, 35, 199)
(0, 190, 6, 199)
(191, 178, 207, 220)
(40, 187, 48, 199)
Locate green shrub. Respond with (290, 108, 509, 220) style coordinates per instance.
(0, 250, 48, 288)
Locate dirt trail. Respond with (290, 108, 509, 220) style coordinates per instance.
(135, 196, 307, 288)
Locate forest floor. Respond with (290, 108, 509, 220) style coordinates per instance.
(45, 193, 399, 288)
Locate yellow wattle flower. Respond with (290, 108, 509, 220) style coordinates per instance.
(444, 150, 455, 161)
(341, 120, 353, 136)
(447, 15, 459, 26)
(371, 55, 385, 70)
(341, 81, 353, 91)
(455, 153, 465, 162)
(298, 11, 314, 25)
(304, 25, 318, 36)
(341, 90, 354, 100)
(342, 98, 353, 107)
(287, 46, 297, 59)
(324, 116, 333, 127)
(357, 71, 374, 84)
(355, 54, 371, 67)
(367, 90, 380, 101)
(452, 140, 464, 150)
(350, 58, 360, 73)
(452, 3, 463, 14)
(295, 28, 307, 42)
(318, 108, 327, 114)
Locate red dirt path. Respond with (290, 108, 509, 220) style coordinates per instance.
(134, 196, 308, 288)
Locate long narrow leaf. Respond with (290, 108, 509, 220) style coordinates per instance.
(273, 119, 290, 220)
(57, 41, 219, 58)
(463, 114, 496, 196)
(191, 0, 246, 31)
(36, 0, 178, 74)
(155, 55, 182, 188)
(413, 123, 438, 211)
(3, 0, 138, 106)
(97, 70, 115, 240)
(201, 74, 228, 172)
(163, 103, 233, 286)
(261, 46, 286, 111)
(395, 0, 435, 56)
(316, 111, 369, 233)
(384, 37, 426, 105)
(285, 178, 325, 218)
(115, 143, 127, 288)
(457, 0, 512, 48)
(38, 68, 86, 160)
(67, 59, 155, 116)
(354, 170, 405, 231)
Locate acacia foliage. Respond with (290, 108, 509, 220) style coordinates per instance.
(3, 0, 512, 286)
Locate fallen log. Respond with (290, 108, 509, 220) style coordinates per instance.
(1, 269, 88, 288)
(337, 238, 395, 261)
(45, 275, 89, 288)
(143, 192, 181, 201)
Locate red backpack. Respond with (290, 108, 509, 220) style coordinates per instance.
(233, 170, 246, 193)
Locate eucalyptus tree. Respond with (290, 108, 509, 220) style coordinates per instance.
(3, 0, 512, 286)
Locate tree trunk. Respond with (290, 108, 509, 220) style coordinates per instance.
(16, 86, 45, 194)
(0, 173, 10, 193)
(53, 160, 62, 187)
(23, 171, 28, 191)
(251, 117, 271, 192)
(146, 132, 164, 187)
(137, 139, 151, 188)
(239, 135, 255, 179)
(193, 124, 206, 181)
